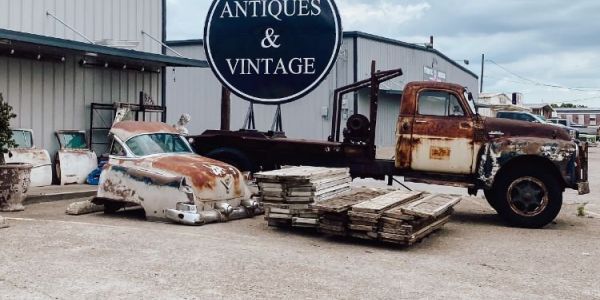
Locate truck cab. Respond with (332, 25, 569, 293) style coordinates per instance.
(395, 81, 589, 228)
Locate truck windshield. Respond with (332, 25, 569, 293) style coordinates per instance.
(464, 91, 476, 115)
(126, 133, 192, 156)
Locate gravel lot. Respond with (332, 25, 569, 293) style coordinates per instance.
(1, 148, 599, 299)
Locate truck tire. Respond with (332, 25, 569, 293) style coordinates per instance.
(205, 148, 256, 172)
(494, 168, 562, 228)
(483, 189, 499, 211)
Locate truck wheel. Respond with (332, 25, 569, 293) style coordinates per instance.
(494, 169, 562, 228)
(205, 148, 256, 172)
(483, 189, 499, 211)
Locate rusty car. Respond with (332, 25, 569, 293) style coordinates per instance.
(93, 121, 259, 225)
(4, 129, 52, 187)
(191, 63, 589, 228)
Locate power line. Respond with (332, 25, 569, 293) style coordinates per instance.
(486, 59, 600, 92)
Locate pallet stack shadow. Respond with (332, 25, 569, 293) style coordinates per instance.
(255, 166, 352, 228)
(314, 190, 461, 245)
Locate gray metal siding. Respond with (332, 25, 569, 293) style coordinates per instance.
(0, 0, 163, 54)
(0, 55, 161, 155)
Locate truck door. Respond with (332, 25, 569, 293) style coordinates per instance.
(408, 90, 475, 174)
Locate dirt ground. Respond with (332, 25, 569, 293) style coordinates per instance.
(1, 149, 599, 299)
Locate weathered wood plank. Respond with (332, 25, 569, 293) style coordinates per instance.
(351, 191, 422, 214)
(401, 194, 462, 218)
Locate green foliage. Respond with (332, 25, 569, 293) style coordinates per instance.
(551, 103, 588, 108)
(0, 93, 17, 165)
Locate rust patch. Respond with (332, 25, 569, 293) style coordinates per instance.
(430, 147, 451, 160)
(111, 121, 179, 141)
(150, 154, 240, 191)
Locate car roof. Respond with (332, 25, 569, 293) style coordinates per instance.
(111, 121, 179, 141)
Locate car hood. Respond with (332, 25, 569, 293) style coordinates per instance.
(483, 117, 571, 141)
(146, 153, 249, 200)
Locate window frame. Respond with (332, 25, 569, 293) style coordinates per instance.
(416, 89, 468, 118)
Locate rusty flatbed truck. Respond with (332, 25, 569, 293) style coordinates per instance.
(190, 65, 590, 228)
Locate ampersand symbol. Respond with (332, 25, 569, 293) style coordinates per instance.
(261, 28, 281, 49)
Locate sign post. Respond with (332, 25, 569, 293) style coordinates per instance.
(204, 0, 343, 105)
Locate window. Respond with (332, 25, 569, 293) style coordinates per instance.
(109, 139, 126, 156)
(418, 91, 465, 117)
(126, 134, 192, 156)
(57, 132, 88, 149)
(11, 130, 33, 149)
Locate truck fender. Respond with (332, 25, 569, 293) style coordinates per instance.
(477, 137, 577, 189)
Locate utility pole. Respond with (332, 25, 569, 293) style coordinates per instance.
(480, 54, 485, 93)
(220, 86, 231, 131)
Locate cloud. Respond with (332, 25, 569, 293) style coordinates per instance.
(338, 1, 431, 34)
(166, 0, 600, 106)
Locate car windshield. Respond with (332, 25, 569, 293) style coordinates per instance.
(125, 133, 192, 156)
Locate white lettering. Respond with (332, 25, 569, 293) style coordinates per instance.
(224, 57, 317, 75)
(311, 0, 322, 16)
(219, 0, 323, 19)
(220, 2, 233, 18)
(226, 59, 240, 74)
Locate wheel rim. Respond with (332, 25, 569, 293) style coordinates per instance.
(507, 177, 549, 217)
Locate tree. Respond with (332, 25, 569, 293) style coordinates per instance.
(550, 103, 588, 108)
(0, 93, 17, 165)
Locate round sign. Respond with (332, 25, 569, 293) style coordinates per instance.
(204, 0, 343, 104)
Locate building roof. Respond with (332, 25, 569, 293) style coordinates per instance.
(0, 28, 208, 68)
(524, 103, 555, 110)
(166, 31, 478, 78)
(554, 107, 600, 113)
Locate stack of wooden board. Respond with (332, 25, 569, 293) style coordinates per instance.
(255, 166, 352, 228)
(312, 188, 390, 236)
(379, 194, 461, 245)
(347, 191, 423, 240)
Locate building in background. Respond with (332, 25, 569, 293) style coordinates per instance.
(555, 108, 600, 126)
(166, 32, 479, 147)
(524, 103, 555, 119)
(476, 92, 528, 117)
(0, 0, 204, 155)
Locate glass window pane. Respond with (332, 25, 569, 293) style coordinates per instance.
(11, 130, 33, 148)
(448, 94, 465, 117)
(418, 91, 448, 116)
(126, 134, 192, 156)
(59, 132, 88, 149)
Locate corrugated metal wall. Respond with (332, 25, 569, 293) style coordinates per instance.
(0, 54, 162, 155)
(166, 35, 479, 147)
(0, 0, 163, 54)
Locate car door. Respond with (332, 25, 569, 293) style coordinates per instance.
(408, 90, 475, 174)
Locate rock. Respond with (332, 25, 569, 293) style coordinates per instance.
(66, 200, 104, 215)
(0, 216, 9, 229)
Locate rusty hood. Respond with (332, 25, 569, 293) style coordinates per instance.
(144, 153, 248, 200)
(483, 117, 571, 141)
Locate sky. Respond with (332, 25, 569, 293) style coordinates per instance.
(167, 0, 600, 107)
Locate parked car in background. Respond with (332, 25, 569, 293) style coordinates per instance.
(496, 112, 578, 140)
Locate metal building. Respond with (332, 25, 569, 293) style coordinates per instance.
(0, 0, 204, 155)
(166, 32, 479, 147)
